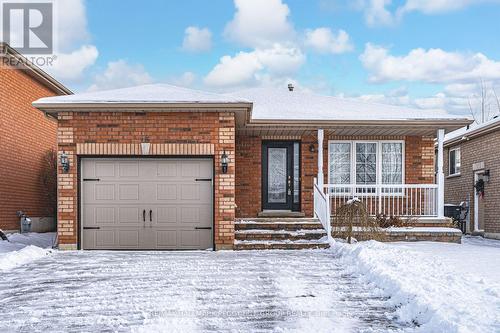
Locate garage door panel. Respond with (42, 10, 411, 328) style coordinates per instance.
(157, 162, 177, 178)
(118, 207, 141, 224)
(156, 207, 177, 225)
(95, 207, 115, 224)
(95, 162, 116, 178)
(118, 162, 139, 177)
(82, 158, 213, 250)
(155, 230, 177, 248)
(96, 230, 115, 247)
(118, 184, 140, 200)
(118, 230, 140, 247)
(95, 184, 115, 201)
(157, 184, 177, 200)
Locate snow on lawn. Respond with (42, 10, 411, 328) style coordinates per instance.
(331, 236, 500, 333)
(0, 232, 55, 271)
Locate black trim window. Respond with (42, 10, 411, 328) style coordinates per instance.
(449, 147, 461, 176)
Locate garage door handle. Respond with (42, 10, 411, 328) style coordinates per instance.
(142, 209, 146, 222)
(195, 178, 212, 182)
(149, 210, 152, 222)
(83, 226, 100, 230)
(83, 178, 100, 182)
(194, 227, 212, 230)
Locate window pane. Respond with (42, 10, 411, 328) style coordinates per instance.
(355, 143, 377, 185)
(455, 149, 461, 174)
(382, 143, 403, 184)
(293, 142, 300, 203)
(329, 143, 351, 184)
(268, 148, 287, 203)
(450, 150, 456, 175)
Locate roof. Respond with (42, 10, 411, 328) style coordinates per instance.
(228, 87, 467, 122)
(33, 83, 472, 135)
(33, 83, 249, 106)
(0, 42, 72, 95)
(444, 116, 500, 146)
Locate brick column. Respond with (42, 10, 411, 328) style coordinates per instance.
(57, 112, 78, 250)
(215, 112, 236, 250)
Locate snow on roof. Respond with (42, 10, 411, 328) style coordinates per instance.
(33, 83, 250, 105)
(444, 115, 500, 143)
(34, 83, 470, 123)
(228, 87, 467, 121)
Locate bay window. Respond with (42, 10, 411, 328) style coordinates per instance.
(328, 140, 404, 193)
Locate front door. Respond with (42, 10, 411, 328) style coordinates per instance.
(262, 141, 300, 211)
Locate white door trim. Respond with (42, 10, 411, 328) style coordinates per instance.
(473, 170, 485, 233)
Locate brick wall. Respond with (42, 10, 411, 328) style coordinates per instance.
(444, 130, 500, 235)
(235, 134, 435, 218)
(0, 67, 58, 230)
(56, 111, 236, 249)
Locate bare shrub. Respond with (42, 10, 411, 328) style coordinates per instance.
(39, 149, 57, 219)
(332, 198, 385, 243)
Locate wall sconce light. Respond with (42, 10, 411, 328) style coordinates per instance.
(484, 169, 490, 182)
(221, 150, 229, 174)
(60, 152, 70, 173)
(309, 144, 315, 153)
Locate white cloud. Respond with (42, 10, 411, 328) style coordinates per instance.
(304, 28, 354, 54)
(360, 43, 500, 83)
(204, 44, 305, 88)
(44, 45, 98, 81)
(181, 26, 212, 53)
(356, 0, 500, 26)
(55, 0, 91, 51)
(170, 71, 197, 87)
(88, 60, 153, 91)
(224, 0, 294, 47)
(358, 0, 395, 26)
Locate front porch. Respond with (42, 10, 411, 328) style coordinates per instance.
(235, 127, 459, 248)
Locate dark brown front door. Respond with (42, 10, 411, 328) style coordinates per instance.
(262, 141, 300, 211)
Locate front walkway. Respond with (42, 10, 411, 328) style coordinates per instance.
(0, 250, 408, 332)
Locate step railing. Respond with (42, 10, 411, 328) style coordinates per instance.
(313, 178, 332, 240)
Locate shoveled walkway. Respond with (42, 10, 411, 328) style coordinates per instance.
(0, 250, 409, 332)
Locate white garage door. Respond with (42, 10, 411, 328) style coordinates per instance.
(81, 158, 213, 250)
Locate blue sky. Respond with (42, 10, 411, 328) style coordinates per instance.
(6, 0, 500, 117)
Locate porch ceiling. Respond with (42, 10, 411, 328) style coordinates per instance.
(236, 121, 470, 137)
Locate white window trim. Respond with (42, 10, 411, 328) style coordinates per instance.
(448, 147, 461, 176)
(328, 140, 406, 187)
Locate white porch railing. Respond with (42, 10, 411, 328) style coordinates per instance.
(313, 178, 331, 239)
(324, 184, 439, 217)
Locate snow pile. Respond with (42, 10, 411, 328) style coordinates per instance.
(0, 232, 55, 271)
(330, 237, 500, 332)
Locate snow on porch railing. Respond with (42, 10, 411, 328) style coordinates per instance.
(314, 178, 332, 240)
(324, 184, 439, 217)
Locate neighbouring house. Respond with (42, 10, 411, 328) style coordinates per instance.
(0, 43, 71, 233)
(33, 83, 471, 250)
(443, 116, 500, 240)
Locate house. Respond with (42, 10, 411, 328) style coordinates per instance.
(32, 83, 471, 250)
(443, 116, 500, 240)
(0, 43, 71, 233)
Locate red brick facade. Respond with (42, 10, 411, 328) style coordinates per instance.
(56, 111, 236, 250)
(0, 66, 60, 231)
(235, 134, 435, 218)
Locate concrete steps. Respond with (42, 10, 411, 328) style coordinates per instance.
(234, 218, 329, 250)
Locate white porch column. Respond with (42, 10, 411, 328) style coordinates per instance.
(317, 129, 324, 188)
(437, 129, 445, 218)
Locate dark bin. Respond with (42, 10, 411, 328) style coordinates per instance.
(444, 204, 461, 220)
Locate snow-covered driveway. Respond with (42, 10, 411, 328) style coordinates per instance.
(0, 250, 405, 333)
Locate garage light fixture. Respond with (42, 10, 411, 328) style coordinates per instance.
(60, 151, 70, 173)
(221, 150, 229, 174)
